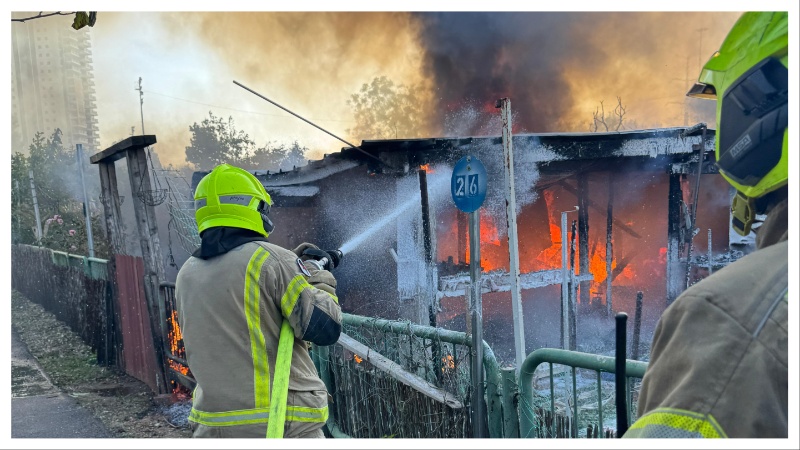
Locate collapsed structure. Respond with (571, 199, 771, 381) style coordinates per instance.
(189, 125, 754, 361)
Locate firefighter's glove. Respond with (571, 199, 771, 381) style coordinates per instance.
(303, 248, 340, 271)
(293, 242, 320, 258)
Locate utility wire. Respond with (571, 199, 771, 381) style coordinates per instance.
(144, 89, 354, 124)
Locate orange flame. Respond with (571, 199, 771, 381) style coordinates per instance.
(354, 354, 363, 364)
(167, 310, 189, 377)
(441, 354, 455, 372)
(419, 163, 435, 173)
(464, 210, 504, 271)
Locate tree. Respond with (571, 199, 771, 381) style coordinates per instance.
(347, 76, 425, 140)
(185, 111, 308, 171)
(590, 96, 627, 132)
(11, 129, 108, 257)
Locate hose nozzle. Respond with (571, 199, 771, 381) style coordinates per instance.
(327, 249, 343, 269)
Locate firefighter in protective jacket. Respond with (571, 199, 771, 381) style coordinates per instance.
(623, 12, 788, 438)
(176, 163, 342, 438)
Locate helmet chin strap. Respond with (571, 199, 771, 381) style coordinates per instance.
(261, 214, 275, 235)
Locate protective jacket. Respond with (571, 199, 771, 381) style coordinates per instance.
(624, 199, 788, 438)
(176, 232, 342, 438)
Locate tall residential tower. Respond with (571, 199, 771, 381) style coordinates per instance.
(11, 12, 99, 154)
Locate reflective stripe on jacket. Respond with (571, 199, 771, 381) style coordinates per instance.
(176, 241, 342, 438)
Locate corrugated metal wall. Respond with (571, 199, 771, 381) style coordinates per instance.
(114, 254, 160, 393)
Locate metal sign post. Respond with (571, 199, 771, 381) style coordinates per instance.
(451, 155, 487, 438)
(76, 144, 95, 258)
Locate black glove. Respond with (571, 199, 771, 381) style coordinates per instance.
(301, 248, 342, 271)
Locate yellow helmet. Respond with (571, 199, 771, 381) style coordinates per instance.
(194, 164, 274, 237)
(687, 12, 788, 235)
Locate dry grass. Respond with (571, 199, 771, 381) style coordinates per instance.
(11, 290, 192, 439)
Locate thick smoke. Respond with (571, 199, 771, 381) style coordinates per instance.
(84, 11, 739, 169)
(416, 12, 741, 134)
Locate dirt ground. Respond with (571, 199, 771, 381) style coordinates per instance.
(11, 290, 192, 439)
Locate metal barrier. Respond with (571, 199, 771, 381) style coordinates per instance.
(155, 290, 650, 439)
(313, 313, 506, 438)
(517, 348, 648, 438)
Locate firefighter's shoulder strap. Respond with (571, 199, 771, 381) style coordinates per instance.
(266, 319, 294, 438)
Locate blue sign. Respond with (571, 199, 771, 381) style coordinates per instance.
(451, 156, 487, 213)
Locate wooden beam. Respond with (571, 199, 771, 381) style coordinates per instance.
(336, 333, 464, 409)
(578, 175, 591, 306)
(557, 180, 642, 239)
(97, 162, 124, 254)
(126, 146, 169, 394)
(90, 135, 157, 164)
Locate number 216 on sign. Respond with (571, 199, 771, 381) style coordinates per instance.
(454, 174, 479, 197)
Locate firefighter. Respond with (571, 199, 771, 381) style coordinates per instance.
(175, 163, 342, 438)
(623, 12, 788, 438)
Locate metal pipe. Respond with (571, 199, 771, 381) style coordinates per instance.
(29, 169, 43, 243)
(685, 125, 707, 289)
(469, 209, 487, 438)
(561, 207, 579, 350)
(707, 228, 713, 276)
(615, 313, 629, 436)
(517, 348, 647, 438)
(606, 175, 614, 316)
(233, 80, 385, 166)
(569, 219, 578, 351)
(500, 367, 520, 438)
(572, 367, 578, 437)
(496, 97, 525, 371)
(76, 144, 95, 258)
(631, 292, 643, 361)
(597, 370, 603, 438)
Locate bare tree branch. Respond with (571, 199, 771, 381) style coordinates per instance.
(590, 97, 627, 132)
(613, 96, 627, 131)
(11, 11, 76, 23)
(597, 100, 609, 132)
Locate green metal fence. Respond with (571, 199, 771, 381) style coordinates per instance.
(12, 244, 113, 366)
(516, 348, 648, 438)
(313, 313, 507, 438)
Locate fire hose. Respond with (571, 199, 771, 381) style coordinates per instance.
(267, 319, 295, 438)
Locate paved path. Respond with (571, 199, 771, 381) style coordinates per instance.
(11, 328, 112, 439)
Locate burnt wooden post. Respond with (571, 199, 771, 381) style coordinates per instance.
(665, 173, 685, 306)
(91, 135, 169, 394)
(97, 161, 125, 366)
(605, 173, 614, 316)
(578, 174, 591, 307)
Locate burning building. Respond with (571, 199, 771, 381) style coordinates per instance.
(191, 124, 753, 364)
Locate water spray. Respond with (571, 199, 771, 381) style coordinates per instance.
(339, 193, 425, 256)
(338, 172, 450, 256)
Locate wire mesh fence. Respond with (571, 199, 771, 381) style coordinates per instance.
(313, 313, 505, 438)
(167, 199, 200, 255)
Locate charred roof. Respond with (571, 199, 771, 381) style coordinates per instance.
(192, 125, 716, 195)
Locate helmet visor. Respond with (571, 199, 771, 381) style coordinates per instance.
(686, 82, 717, 99)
